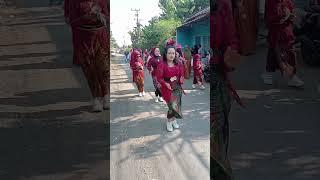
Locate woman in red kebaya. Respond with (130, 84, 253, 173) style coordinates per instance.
(210, 0, 243, 179)
(192, 54, 205, 90)
(64, 0, 109, 112)
(157, 39, 185, 132)
(262, 0, 304, 87)
(130, 50, 145, 97)
(147, 47, 163, 103)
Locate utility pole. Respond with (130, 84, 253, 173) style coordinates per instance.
(123, 35, 126, 48)
(131, 8, 141, 47)
(131, 8, 140, 28)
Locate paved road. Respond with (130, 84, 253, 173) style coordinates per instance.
(0, 5, 108, 180)
(229, 44, 320, 179)
(2, 1, 319, 180)
(110, 55, 210, 180)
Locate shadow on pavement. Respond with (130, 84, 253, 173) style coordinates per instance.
(228, 46, 320, 179)
(0, 60, 72, 70)
(0, 6, 108, 180)
(0, 41, 52, 47)
(0, 88, 90, 107)
(6, 19, 65, 27)
(110, 58, 210, 179)
(0, 51, 70, 61)
(0, 119, 107, 179)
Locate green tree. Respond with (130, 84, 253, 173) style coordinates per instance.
(138, 17, 181, 53)
(158, 0, 177, 19)
(128, 0, 208, 51)
(110, 31, 119, 49)
(128, 26, 143, 48)
(158, 0, 209, 20)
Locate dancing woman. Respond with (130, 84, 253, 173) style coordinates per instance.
(147, 47, 163, 102)
(210, 0, 243, 179)
(130, 50, 145, 97)
(157, 39, 185, 132)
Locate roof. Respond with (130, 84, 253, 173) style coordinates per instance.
(178, 7, 209, 28)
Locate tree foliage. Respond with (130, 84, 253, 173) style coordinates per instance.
(158, 0, 209, 20)
(128, 27, 143, 48)
(110, 31, 119, 49)
(140, 17, 181, 53)
(128, 0, 209, 51)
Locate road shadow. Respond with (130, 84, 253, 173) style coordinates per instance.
(0, 60, 72, 70)
(230, 131, 320, 179)
(0, 41, 52, 47)
(0, 116, 108, 180)
(0, 51, 70, 61)
(6, 19, 65, 27)
(0, 88, 90, 107)
(110, 98, 209, 180)
(110, 58, 210, 180)
(0, 6, 109, 180)
(227, 46, 320, 179)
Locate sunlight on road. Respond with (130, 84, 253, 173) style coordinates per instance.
(110, 56, 210, 180)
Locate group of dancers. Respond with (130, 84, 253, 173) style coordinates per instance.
(129, 39, 207, 132)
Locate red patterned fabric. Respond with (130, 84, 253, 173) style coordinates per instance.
(210, 0, 239, 65)
(64, 0, 108, 65)
(193, 54, 203, 77)
(265, 0, 295, 48)
(147, 55, 161, 78)
(210, 0, 243, 107)
(156, 61, 184, 103)
(130, 50, 145, 83)
(64, 0, 109, 98)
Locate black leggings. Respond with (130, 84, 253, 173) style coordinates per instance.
(155, 88, 162, 97)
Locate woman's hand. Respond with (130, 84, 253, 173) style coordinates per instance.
(170, 76, 177, 82)
(136, 63, 143, 70)
(165, 82, 172, 90)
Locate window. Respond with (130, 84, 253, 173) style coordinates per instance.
(195, 36, 201, 46)
(202, 36, 209, 49)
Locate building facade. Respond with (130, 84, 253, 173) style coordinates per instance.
(176, 7, 209, 51)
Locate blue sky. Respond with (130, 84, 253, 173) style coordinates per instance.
(110, 0, 162, 46)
